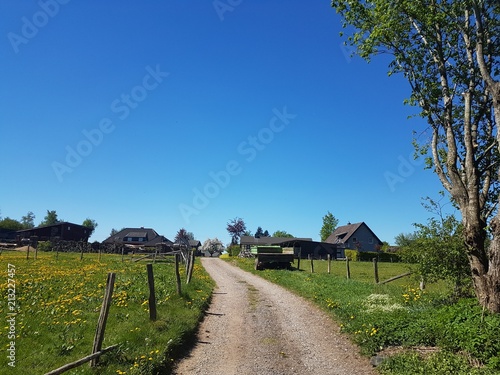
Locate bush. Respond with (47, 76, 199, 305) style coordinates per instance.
(226, 245, 241, 257)
(37, 241, 53, 251)
(345, 249, 358, 261)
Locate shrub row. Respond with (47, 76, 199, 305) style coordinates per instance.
(344, 249, 401, 262)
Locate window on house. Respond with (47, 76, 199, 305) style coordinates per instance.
(68, 226, 71, 230)
(139, 238, 144, 242)
(352, 237, 357, 242)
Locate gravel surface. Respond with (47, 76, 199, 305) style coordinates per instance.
(174, 258, 375, 375)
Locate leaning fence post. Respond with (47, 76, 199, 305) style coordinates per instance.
(146, 264, 157, 321)
(186, 250, 195, 284)
(175, 254, 182, 295)
(346, 257, 351, 279)
(373, 257, 379, 284)
(90, 272, 115, 367)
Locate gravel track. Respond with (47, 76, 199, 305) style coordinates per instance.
(174, 258, 375, 375)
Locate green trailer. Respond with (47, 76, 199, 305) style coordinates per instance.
(251, 245, 294, 270)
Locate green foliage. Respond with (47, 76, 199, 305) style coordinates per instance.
(81, 218, 98, 235)
(0, 217, 23, 231)
(39, 210, 59, 226)
(272, 230, 294, 238)
(400, 212, 471, 295)
(358, 251, 402, 262)
(21, 211, 35, 229)
(320, 211, 339, 241)
(226, 245, 241, 257)
(345, 249, 358, 261)
(37, 241, 53, 251)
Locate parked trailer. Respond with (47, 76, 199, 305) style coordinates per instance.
(251, 245, 294, 270)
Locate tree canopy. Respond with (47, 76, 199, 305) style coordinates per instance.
(226, 217, 246, 245)
(320, 211, 339, 242)
(331, 0, 500, 312)
(82, 218, 98, 235)
(39, 210, 60, 226)
(272, 230, 294, 238)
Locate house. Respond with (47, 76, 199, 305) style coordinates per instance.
(102, 227, 172, 249)
(16, 222, 92, 243)
(239, 236, 339, 259)
(325, 222, 383, 253)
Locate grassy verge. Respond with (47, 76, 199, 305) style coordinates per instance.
(0, 251, 214, 375)
(226, 257, 500, 374)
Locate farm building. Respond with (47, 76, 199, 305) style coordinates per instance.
(102, 227, 173, 249)
(325, 222, 383, 252)
(16, 222, 92, 242)
(240, 236, 341, 259)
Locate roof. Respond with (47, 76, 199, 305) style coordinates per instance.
(102, 227, 172, 246)
(240, 236, 313, 246)
(16, 221, 88, 233)
(325, 222, 382, 245)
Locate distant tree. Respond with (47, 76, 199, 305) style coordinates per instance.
(186, 231, 195, 241)
(175, 228, 191, 247)
(394, 232, 417, 248)
(201, 238, 225, 257)
(243, 230, 253, 236)
(320, 211, 339, 241)
(255, 227, 264, 238)
(227, 217, 246, 245)
(82, 218, 98, 236)
(21, 211, 35, 229)
(263, 230, 270, 237)
(0, 217, 23, 231)
(272, 230, 294, 238)
(109, 228, 119, 237)
(39, 210, 59, 226)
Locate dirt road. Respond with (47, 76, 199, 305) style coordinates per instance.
(174, 258, 375, 375)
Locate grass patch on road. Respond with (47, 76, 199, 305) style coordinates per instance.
(226, 257, 500, 374)
(0, 251, 214, 375)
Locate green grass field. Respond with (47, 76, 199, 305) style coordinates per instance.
(227, 257, 500, 375)
(0, 250, 214, 375)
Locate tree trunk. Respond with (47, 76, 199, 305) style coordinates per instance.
(464, 212, 500, 313)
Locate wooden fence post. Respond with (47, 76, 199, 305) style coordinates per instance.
(297, 248, 301, 271)
(373, 257, 379, 284)
(146, 264, 157, 321)
(121, 246, 125, 262)
(26, 244, 30, 260)
(175, 254, 182, 295)
(346, 257, 351, 279)
(90, 272, 115, 367)
(309, 254, 314, 273)
(186, 251, 195, 284)
(80, 242, 84, 261)
(327, 254, 331, 274)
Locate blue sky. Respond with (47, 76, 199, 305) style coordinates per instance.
(0, 1, 450, 245)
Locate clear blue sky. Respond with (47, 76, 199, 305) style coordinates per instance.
(0, 1, 450, 245)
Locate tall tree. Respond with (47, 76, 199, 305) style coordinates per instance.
(331, 0, 500, 312)
(175, 228, 191, 246)
(39, 210, 59, 226)
(21, 211, 35, 229)
(320, 211, 339, 241)
(226, 217, 246, 245)
(82, 218, 98, 236)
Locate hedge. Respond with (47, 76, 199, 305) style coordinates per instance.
(345, 249, 401, 262)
